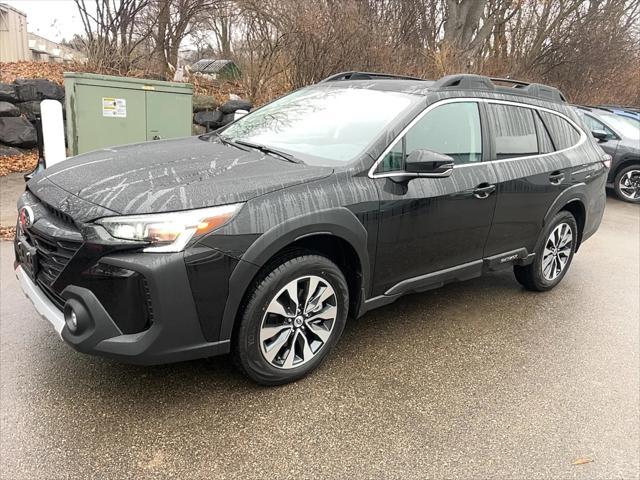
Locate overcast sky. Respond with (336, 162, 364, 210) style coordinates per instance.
(4, 0, 84, 42)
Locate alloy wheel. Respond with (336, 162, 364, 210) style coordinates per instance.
(259, 275, 337, 369)
(542, 222, 573, 281)
(618, 169, 640, 201)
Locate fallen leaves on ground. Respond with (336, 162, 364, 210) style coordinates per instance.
(0, 226, 16, 241)
(0, 151, 38, 177)
(1, 61, 267, 104)
(572, 457, 594, 465)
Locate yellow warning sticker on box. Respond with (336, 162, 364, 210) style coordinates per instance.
(102, 97, 127, 118)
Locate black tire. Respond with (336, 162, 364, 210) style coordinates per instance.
(233, 253, 348, 385)
(613, 165, 640, 203)
(514, 211, 578, 292)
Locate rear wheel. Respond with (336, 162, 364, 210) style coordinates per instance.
(233, 254, 348, 385)
(614, 165, 640, 203)
(514, 211, 578, 292)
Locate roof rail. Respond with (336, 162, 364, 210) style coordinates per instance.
(431, 74, 566, 103)
(597, 104, 640, 113)
(490, 77, 567, 103)
(490, 77, 529, 87)
(319, 71, 426, 83)
(433, 74, 495, 91)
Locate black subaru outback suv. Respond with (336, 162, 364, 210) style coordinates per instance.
(15, 73, 608, 385)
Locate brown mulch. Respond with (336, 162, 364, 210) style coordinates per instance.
(0, 225, 16, 241)
(0, 61, 145, 85)
(0, 151, 38, 177)
(0, 62, 280, 105)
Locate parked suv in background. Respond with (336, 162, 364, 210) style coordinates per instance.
(15, 72, 608, 385)
(596, 105, 640, 126)
(576, 105, 640, 203)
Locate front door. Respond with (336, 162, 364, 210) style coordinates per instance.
(372, 100, 498, 296)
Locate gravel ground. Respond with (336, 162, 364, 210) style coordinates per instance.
(0, 195, 638, 480)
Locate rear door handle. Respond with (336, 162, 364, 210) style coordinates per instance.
(549, 171, 565, 184)
(473, 183, 496, 199)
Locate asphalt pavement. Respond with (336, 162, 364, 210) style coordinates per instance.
(0, 195, 638, 480)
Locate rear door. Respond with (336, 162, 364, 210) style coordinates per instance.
(372, 100, 498, 296)
(484, 101, 584, 257)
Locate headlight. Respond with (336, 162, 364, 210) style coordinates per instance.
(97, 203, 244, 253)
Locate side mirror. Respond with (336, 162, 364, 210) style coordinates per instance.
(405, 149, 454, 176)
(591, 130, 609, 142)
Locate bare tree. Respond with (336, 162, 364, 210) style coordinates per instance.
(74, 0, 154, 72)
(73, 0, 640, 106)
(150, 0, 221, 78)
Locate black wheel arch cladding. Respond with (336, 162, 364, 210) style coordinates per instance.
(218, 207, 369, 342)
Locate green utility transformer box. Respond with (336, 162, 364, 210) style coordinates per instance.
(64, 72, 193, 155)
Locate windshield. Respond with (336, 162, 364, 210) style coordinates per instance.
(219, 87, 419, 166)
(598, 111, 640, 139)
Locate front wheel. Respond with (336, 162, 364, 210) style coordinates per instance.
(514, 211, 578, 292)
(233, 254, 348, 385)
(614, 165, 640, 203)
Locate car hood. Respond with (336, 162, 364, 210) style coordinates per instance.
(28, 137, 333, 220)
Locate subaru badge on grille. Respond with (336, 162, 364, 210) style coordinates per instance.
(19, 206, 34, 230)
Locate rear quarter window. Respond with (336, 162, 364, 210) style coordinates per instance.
(538, 111, 582, 150)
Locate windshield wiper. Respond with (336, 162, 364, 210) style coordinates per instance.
(212, 132, 250, 152)
(234, 140, 302, 164)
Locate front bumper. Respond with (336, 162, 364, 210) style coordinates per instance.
(15, 248, 233, 365)
(16, 265, 65, 335)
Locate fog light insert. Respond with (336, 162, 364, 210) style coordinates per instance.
(64, 306, 78, 333)
(63, 299, 89, 334)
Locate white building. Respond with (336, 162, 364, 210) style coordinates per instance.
(0, 2, 86, 63)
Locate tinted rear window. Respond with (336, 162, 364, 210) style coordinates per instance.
(538, 111, 581, 150)
(487, 104, 538, 160)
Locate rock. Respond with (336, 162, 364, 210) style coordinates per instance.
(193, 110, 224, 127)
(16, 101, 41, 122)
(0, 83, 19, 102)
(0, 145, 25, 157)
(192, 124, 207, 136)
(0, 102, 20, 117)
(13, 78, 65, 101)
(15, 84, 38, 102)
(221, 113, 236, 125)
(0, 117, 38, 147)
(192, 95, 218, 113)
(220, 99, 252, 114)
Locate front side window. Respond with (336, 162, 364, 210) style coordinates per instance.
(487, 103, 539, 160)
(220, 87, 418, 167)
(377, 101, 482, 172)
(577, 112, 616, 140)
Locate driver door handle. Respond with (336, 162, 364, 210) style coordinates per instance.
(473, 183, 496, 199)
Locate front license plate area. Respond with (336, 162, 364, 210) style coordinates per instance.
(16, 240, 39, 280)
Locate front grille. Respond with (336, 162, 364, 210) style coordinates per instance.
(43, 203, 76, 226)
(37, 278, 66, 310)
(27, 229, 83, 285)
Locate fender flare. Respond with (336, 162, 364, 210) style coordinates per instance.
(219, 207, 370, 341)
(539, 183, 588, 251)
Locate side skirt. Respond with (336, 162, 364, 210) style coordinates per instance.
(359, 248, 534, 316)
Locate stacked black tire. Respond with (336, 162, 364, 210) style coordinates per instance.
(0, 79, 65, 156)
(192, 95, 252, 133)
